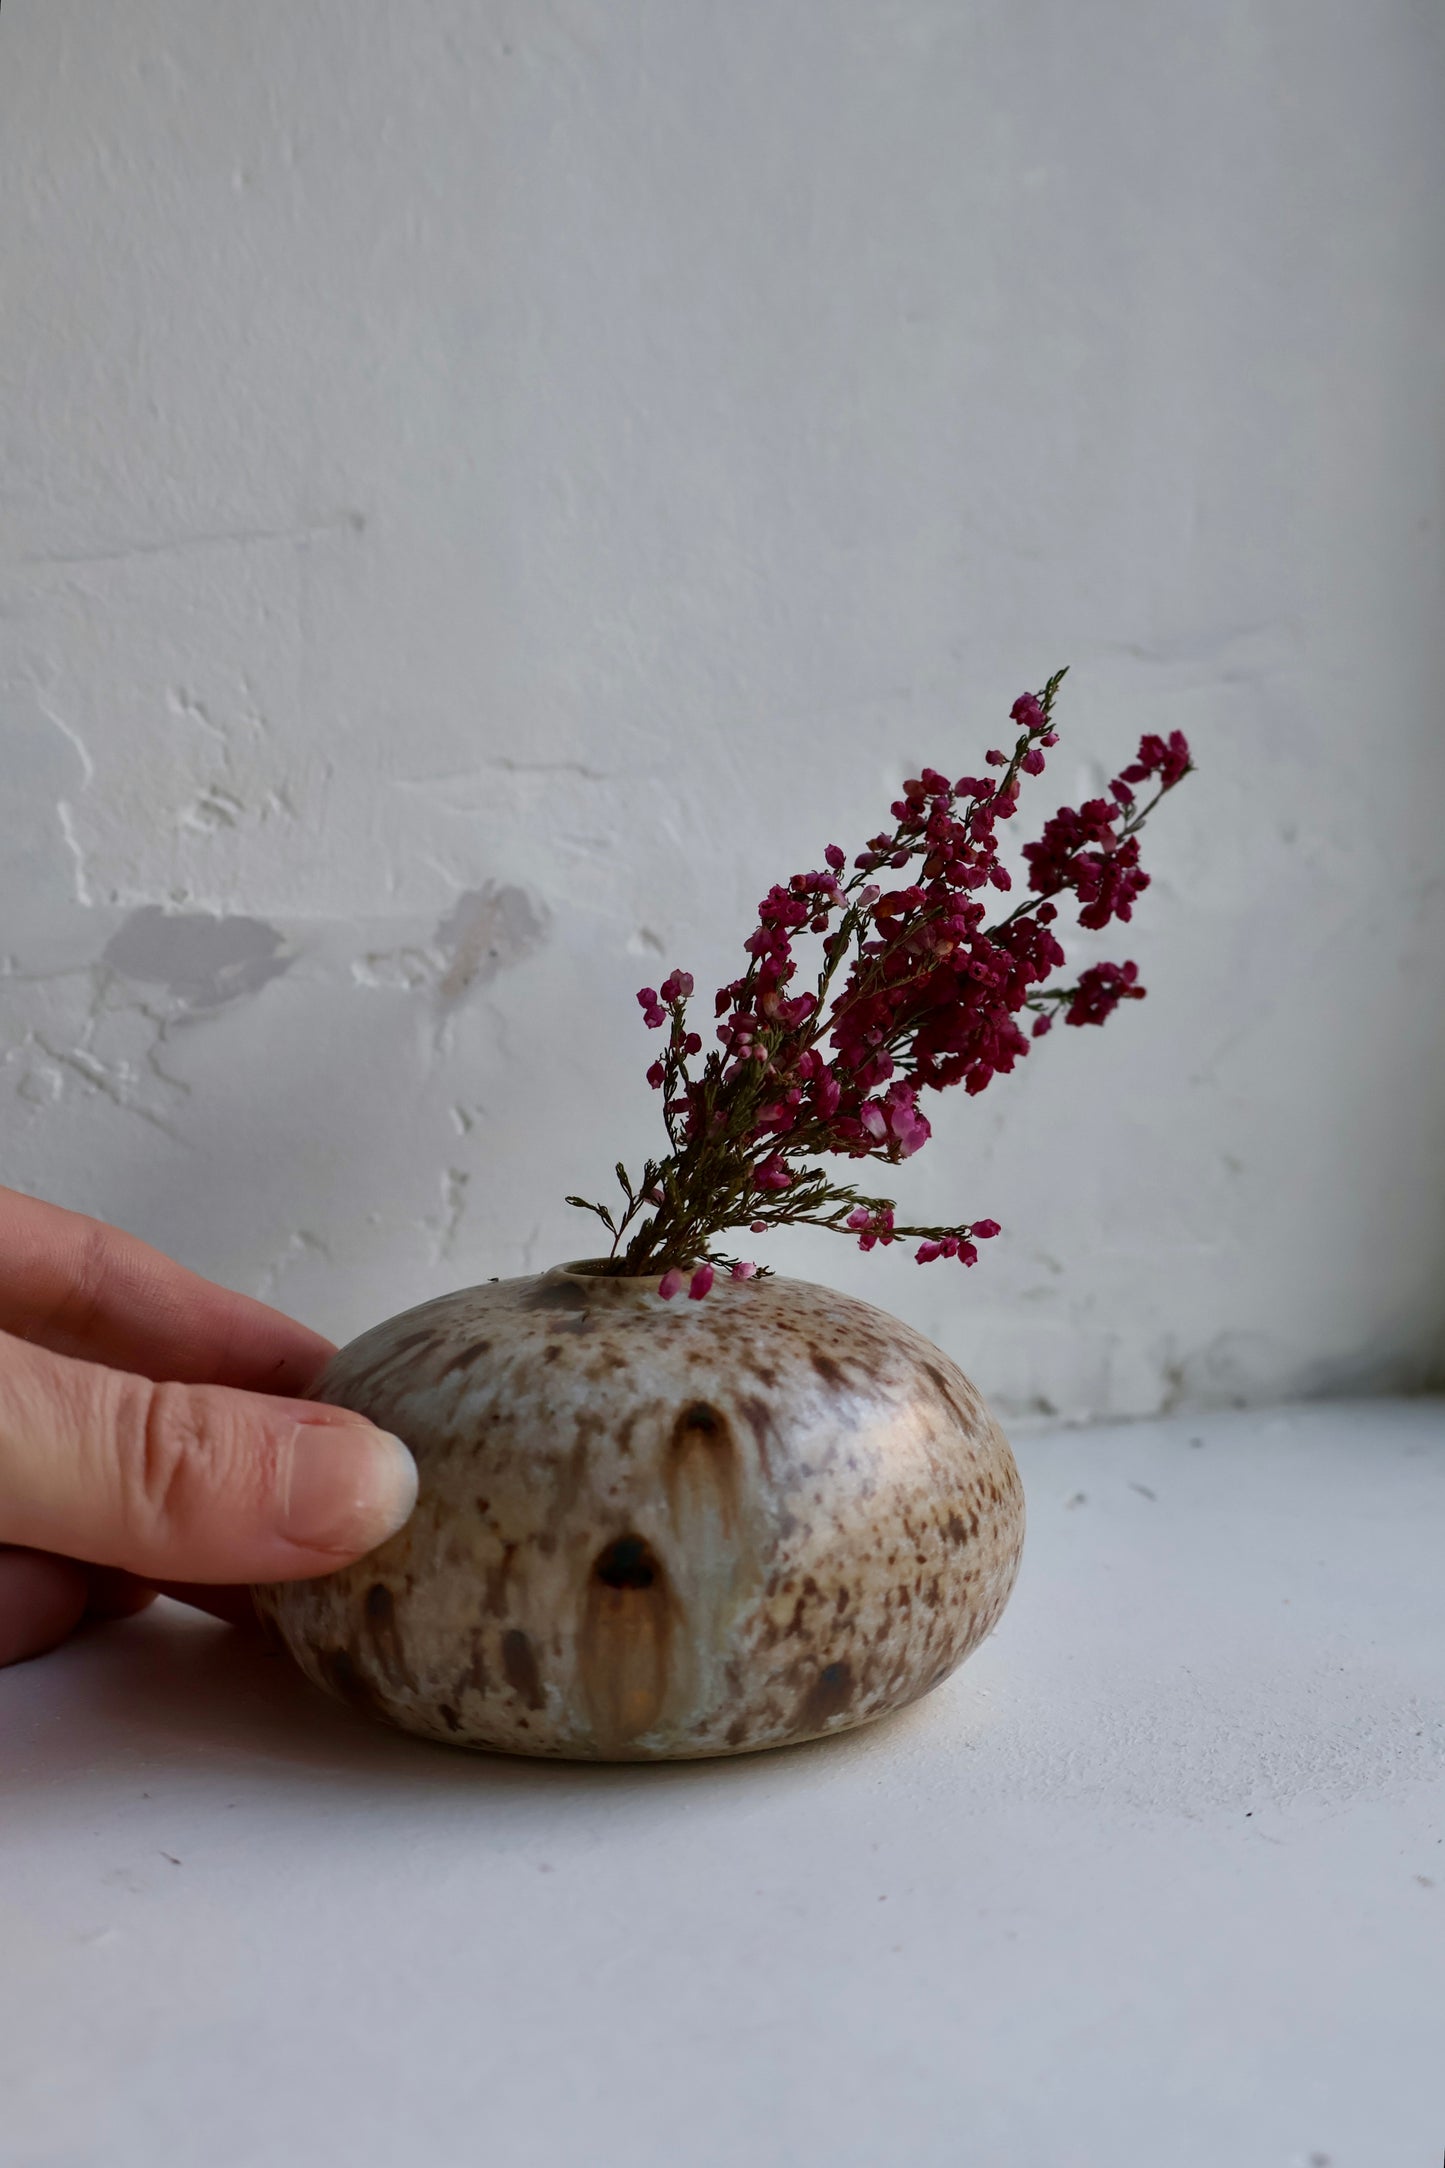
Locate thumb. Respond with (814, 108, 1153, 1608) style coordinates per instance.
(0, 1329, 417, 1584)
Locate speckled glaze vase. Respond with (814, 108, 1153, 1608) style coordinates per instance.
(254, 1264, 1025, 1760)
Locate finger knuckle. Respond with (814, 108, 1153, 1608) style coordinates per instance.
(116, 1379, 280, 1559)
(117, 1380, 204, 1545)
(37, 1215, 115, 1349)
(144, 1383, 294, 1554)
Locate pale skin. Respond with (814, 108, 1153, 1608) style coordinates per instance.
(0, 1187, 417, 1669)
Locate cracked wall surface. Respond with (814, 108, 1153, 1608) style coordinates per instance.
(1, 1, 1443, 1420)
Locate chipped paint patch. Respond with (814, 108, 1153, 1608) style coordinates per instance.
(347, 885, 547, 1003)
(103, 908, 293, 1011)
(434, 883, 548, 1003)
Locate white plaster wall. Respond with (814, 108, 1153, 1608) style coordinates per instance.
(1, 0, 1442, 1421)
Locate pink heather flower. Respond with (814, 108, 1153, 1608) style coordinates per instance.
(688, 1263, 715, 1300)
(637, 987, 667, 1028)
(1022, 800, 1151, 928)
(851, 1084, 934, 1160)
(658, 1268, 686, 1300)
(1122, 730, 1192, 789)
(892, 1106, 930, 1157)
(972, 1219, 1001, 1239)
(646, 1061, 665, 1089)
(753, 1152, 792, 1191)
(881, 1083, 931, 1157)
(661, 969, 695, 1002)
(749, 1220, 768, 1233)
(1011, 692, 1046, 731)
(1065, 959, 1145, 1027)
(845, 1205, 871, 1231)
(824, 844, 846, 871)
(915, 1240, 943, 1264)
(851, 1207, 895, 1253)
(731, 1260, 758, 1280)
(811, 1069, 842, 1119)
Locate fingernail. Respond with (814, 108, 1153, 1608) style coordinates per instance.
(281, 1422, 419, 1556)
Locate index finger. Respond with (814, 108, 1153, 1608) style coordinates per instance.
(0, 1187, 335, 1393)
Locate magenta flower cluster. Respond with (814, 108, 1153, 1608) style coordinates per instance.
(575, 675, 1192, 1287)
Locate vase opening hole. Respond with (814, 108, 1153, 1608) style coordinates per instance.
(593, 1533, 660, 1592)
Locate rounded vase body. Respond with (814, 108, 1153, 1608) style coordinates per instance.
(255, 1265, 1024, 1759)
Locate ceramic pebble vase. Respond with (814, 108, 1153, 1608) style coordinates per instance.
(254, 1262, 1024, 1760)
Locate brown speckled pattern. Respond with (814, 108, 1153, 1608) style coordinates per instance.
(254, 1265, 1025, 1760)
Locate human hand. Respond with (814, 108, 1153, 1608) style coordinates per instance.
(0, 1187, 417, 1667)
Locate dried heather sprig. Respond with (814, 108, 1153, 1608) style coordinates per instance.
(566, 672, 1192, 1286)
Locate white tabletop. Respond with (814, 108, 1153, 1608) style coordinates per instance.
(2, 1399, 1441, 2168)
